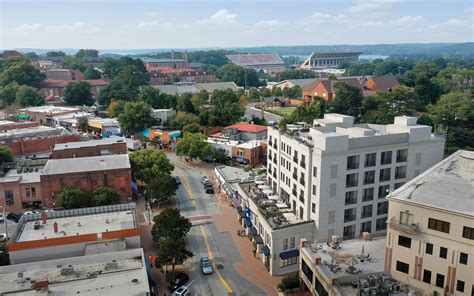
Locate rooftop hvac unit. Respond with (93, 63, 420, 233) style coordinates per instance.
(33, 221, 41, 230)
(60, 265, 74, 276)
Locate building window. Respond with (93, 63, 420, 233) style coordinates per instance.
(399, 211, 413, 225)
(396, 149, 408, 162)
(346, 173, 358, 188)
(363, 170, 375, 185)
(394, 182, 405, 189)
(423, 270, 432, 284)
(26, 188, 31, 198)
(361, 205, 373, 219)
(282, 238, 288, 250)
(280, 256, 298, 268)
(378, 185, 390, 199)
(395, 166, 407, 179)
(379, 168, 391, 182)
(343, 225, 355, 239)
(290, 237, 295, 248)
(300, 155, 306, 168)
(315, 275, 329, 296)
(345, 191, 357, 205)
(301, 260, 314, 286)
(425, 243, 433, 255)
(363, 188, 374, 202)
(462, 226, 474, 240)
(329, 184, 337, 198)
(415, 153, 421, 165)
(395, 261, 409, 274)
(237, 151, 244, 157)
(365, 153, 376, 167)
(344, 208, 356, 223)
(460, 252, 468, 265)
(439, 247, 448, 259)
(428, 218, 450, 234)
(435, 274, 445, 288)
(376, 218, 387, 231)
(311, 203, 316, 213)
(5, 189, 14, 205)
(330, 165, 338, 178)
(312, 185, 316, 195)
(347, 155, 359, 170)
(398, 235, 412, 248)
(377, 201, 388, 215)
(381, 151, 392, 165)
(360, 221, 372, 234)
(456, 280, 465, 293)
(313, 166, 318, 178)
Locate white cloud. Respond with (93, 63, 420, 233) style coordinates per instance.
(13, 23, 42, 31)
(391, 16, 424, 26)
(430, 18, 472, 29)
(254, 19, 289, 29)
(13, 21, 99, 34)
(311, 12, 331, 18)
(199, 9, 238, 24)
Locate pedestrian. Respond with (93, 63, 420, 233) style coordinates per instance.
(149, 255, 153, 268)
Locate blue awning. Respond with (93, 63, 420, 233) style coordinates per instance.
(250, 227, 257, 235)
(244, 220, 252, 227)
(131, 181, 140, 196)
(280, 249, 300, 260)
(262, 245, 270, 256)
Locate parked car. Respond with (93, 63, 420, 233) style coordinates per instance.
(0, 233, 8, 242)
(174, 176, 182, 185)
(0, 215, 4, 223)
(171, 286, 191, 296)
(24, 210, 39, 216)
(7, 213, 22, 223)
(168, 272, 189, 291)
(205, 186, 214, 194)
(200, 257, 213, 275)
(201, 177, 210, 184)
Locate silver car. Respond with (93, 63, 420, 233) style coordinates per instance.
(200, 257, 213, 275)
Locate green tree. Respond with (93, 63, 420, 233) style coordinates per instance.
(0, 57, 45, 87)
(208, 89, 245, 126)
(92, 187, 120, 206)
(171, 112, 200, 130)
(99, 80, 133, 106)
(248, 87, 260, 102)
(328, 82, 364, 118)
(212, 148, 228, 164)
(0, 82, 20, 106)
(428, 92, 474, 128)
(191, 90, 209, 110)
(260, 88, 271, 98)
(75, 49, 99, 58)
(416, 113, 435, 128)
(275, 69, 316, 80)
(362, 86, 416, 124)
(176, 132, 212, 164)
(117, 101, 156, 134)
(62, 56, 85, 72)
(145, 174, 178, 204)
(177, 93, 195, 113)
(46, 51, 66, 57)
(182, 122, 203, 133)
(55, 187, 87, 209)
(15, 85, 44, 107)
(84, 65, 101, 79)
(287, 98, 326, 123)
(107, 99, 127, 117)
(414, 74, 441, 108)
(216, 64, 260, 87)
(155, 237, 193, 272)
(0, 145, 13, 164)
(151, 208, 192, 241)
(24, 52, 39, 59)
(272, 87, 282, 96)
(139, 85, 177, 109)
(129, 149, 174, 184)
(118, 64, 149, 96)
(63, 81, 94, 106)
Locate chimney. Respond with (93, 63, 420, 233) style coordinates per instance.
(53, 222, 58, 233)
(41, 210, 47, 224)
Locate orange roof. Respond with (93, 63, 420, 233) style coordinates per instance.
(225, 123, 267, 133)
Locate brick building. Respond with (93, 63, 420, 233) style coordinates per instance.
(232, 140, 265, 168)
(39, 79, 108, 97)
(51, 137, 127, 159)
(302, 77, 363, 103)
(40, 154, 132, 208)
(19, 106, 81, 124)
(0, 169, 43, 213)
(44, 69, 85, 81)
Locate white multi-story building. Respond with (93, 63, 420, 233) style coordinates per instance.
(267, 114, 445, 242)
(385, 150, 473, 295)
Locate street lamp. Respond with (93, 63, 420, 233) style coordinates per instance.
(0, 206, 8, 240)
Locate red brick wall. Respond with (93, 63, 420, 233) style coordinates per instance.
(0, 181, 42, 213)
(51, 142, 127, 159)
(40, 168, 132, 208)
(6, 134, 84, 156)
(232, 145, 263, 168)
(0, 122, 38, 131)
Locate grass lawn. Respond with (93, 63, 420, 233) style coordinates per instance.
(266, 107, 295, 117)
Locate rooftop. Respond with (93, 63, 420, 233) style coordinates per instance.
(226, 54, 284, 66)
(0, 248, 149, 295)
(140, 57, 187, 63)
(239, 181, 306, 229)
(42, 154, 130, 175)
(225, 123, 267, 133)
(236, 140, 263, 149)
(0, 168, 42, 184)
(20, 106, 80, 114)
(53, 137, 125, 151)
(389, 150, 474, 216)
(151, 81, 240, 95)
(0, 125, 70, 142)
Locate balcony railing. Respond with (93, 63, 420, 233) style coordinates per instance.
(388, 217, 419, 234)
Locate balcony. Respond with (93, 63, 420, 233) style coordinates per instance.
(388, 217, 419, 234)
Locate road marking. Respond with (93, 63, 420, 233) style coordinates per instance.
(200, 225, 234, 294)
(182, 176, 196, 206)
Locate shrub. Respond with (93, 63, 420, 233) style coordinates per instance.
(92, 187, 120, 206)
(281, 275, 299, 290)
(277, 282, 286, 292)
(243, 166, 251, 172)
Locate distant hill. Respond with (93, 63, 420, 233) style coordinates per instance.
(8, 42, 474, 60)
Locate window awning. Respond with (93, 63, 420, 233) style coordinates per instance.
(262, 245, 270, 256)
(279, 249, 300, 260)
(244, 220, 252, 227)
(254, 235, 263, 244)
(250, 227, 257, 235)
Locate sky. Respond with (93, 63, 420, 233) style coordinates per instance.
(1, 0, 473, 50)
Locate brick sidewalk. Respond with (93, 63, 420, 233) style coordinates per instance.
(213, 205, 283, 296)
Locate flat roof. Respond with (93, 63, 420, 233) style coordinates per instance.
(0, 169, 42, 184)
(42, 154, 130, 175)
(0, 125, 69, 141)
(389, 150, 474, 216)
(20, 106, 80, 114)
(216, 165, 252, 184)
(53, 137, 125, 151)
(0, 248, 149, 295)
(236, 140, 262, 149)
(17, 210, 135, 242)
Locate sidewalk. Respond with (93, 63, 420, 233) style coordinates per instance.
(213, 205, 283, 296)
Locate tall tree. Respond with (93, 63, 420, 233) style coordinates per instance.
(63, 81, 94, 106)
(177, 93, 195, 113)
(139, 85, 177, 109)
(170, 112, 200, 130)
(151, 208, 192, 241)
(75, 49, 99, 58)
(84, 65, 101, 79)
(207, 89, 244, 126)
(15, 85, 44, 107)
(62, 56, 85, 72)
(428, 92, 474, 128)
(0, 145, 13, 164)
(107, 99, 127, 117)
(0, 82, 19, 107)
(287, 98, 326, 123)
(117, 101, 156, 134)
(92, 187, 120, 206)
(191, 90, 209, 110)
(248, 87, 260, 102)
(329, 82, 364, 118)
(0, 57, 45, 87)
(145, 174, 178, 204)
(129, 149, 174, 184)
(155, 237, 193, 272)
(46, 51, 66, 57)
(176, 132, 212, 164)
(55, 187, 88, 209)
(216, 64, 260, 87)
(98, 80, 133, 106)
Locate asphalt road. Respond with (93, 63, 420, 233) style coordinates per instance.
(244, 105, 282, 123)
(168, 153, 266, 296)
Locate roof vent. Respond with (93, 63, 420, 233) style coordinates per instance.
(459, 151, 474, 173)
(60, 265, 74, 276)
(16, 272, 25, 284)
